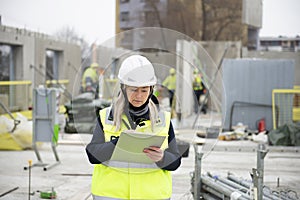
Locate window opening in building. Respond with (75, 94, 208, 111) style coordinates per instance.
(0, 45, 12, 81)
(121, 11, 129, 22)
(46, 50, 59, 81)
(0, 44, 18, 110)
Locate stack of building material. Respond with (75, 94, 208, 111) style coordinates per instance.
(199, 172, 298, 200)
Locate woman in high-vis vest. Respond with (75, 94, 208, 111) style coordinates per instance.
(86, 55, 182, 200)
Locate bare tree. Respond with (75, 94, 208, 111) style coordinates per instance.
(201, 0, 243, 42)
(54, 26, 91, 62)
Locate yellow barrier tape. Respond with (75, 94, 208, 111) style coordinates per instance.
(46, 79, 69, 84)
(0, 81, 32, 85)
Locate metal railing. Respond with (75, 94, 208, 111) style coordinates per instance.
(0, 80, 70, 114)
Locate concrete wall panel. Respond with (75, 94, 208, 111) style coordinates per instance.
(0, 25, 81, 105)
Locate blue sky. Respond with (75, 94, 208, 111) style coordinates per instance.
(0, 0, 299, 44)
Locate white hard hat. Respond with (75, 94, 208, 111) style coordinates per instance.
(118, 55, 157, 87)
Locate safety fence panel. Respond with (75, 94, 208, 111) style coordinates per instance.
(0, 81, 32, 114)
(272, 87, 300, 129)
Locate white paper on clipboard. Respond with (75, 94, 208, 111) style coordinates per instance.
(110, 131, 166, 164)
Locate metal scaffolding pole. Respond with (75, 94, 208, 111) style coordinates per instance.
(227, 173, 251, 189)
(193, 144, 203, 200)
(201, 175, 249, 200)
(252, 144, 268, 200)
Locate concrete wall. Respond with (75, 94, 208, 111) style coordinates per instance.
(242, 0, 262, 28)
(0, 25, 82, 106)
(119, 0, 167, 29)
(175, 40, 194, 116)
(200, 41, 242, 65)
(33, 37, 81, 97)
(0, 26, 35, 81)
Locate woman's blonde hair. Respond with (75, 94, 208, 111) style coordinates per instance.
(113, 89, 158, 132)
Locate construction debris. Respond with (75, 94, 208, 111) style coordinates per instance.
(268, 122, 300, 146)
(0, 113, 33, 150)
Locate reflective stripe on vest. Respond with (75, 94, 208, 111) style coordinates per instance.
(91, 107, 172, 199)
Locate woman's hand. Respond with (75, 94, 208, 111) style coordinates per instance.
(143, 146, 164, 162)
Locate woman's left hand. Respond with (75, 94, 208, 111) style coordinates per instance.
(143, 146, 164, 162)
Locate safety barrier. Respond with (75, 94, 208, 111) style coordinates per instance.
(0, 81, 32, 113)
(0, 80, 70, 114)
(272, 87, 300, 130)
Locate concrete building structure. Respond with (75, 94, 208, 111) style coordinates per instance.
(2, 23, 298, 123)
(259, 36, 300, 52)
(0, 25, 82, 109)
(115, 0, 262, 50)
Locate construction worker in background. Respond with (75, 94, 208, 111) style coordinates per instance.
(86, 55, 181, 200)
(81, 62, 102, 96)
(162, 68, 176, 109)
(193, 69, 207, 114)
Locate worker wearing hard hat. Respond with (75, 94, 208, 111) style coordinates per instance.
(86, 55, 182, 200)
(162, 68, 176, 108)
(193, 69, 207, 114)
(81, 62, 102, 95)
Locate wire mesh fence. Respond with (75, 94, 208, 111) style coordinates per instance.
(272, 88, 300, 129)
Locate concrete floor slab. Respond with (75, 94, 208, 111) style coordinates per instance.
(0, 131, 299, 199)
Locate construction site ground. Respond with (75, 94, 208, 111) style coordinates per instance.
(0, 114, 300, 200)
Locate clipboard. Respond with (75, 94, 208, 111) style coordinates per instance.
(110, 131, 166, 164)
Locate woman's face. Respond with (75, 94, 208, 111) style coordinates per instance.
(126, 86, 151, 107)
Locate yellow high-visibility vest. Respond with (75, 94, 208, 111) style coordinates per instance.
(163, 75, 176, 91)
(91, 107, 172, 199)
(193, 75, 203, 90)
(81, 67, 98, 89)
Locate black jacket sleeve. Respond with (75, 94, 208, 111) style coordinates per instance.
(85, 117, 117, 164)
(156, 122, 182, 171)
